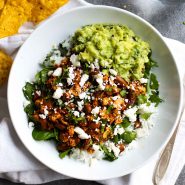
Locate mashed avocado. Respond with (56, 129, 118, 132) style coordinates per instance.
(72, 24, 150, 81)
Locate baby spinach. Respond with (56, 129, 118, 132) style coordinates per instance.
(23, 82, 35, 101)
(32, 128, 56, 141)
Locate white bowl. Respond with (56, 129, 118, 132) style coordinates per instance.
(8, 5, 183, 180)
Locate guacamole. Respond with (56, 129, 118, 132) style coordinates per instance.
(72, 24, 150, 81)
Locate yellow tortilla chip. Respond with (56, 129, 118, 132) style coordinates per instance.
(29, 0, 69, 23)
(0, 50, 12, 86)
(0, 0, 69, 38)
(0, 0, 33, 38)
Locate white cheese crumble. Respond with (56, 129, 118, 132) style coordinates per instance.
(114, 125, 124, 135)
(90, 63, 95, 71)
(53, 87, 64, 99)
(94, 59, 100, 69)
(77, 100, 84, 111)
(48, 70, 53, 76)
(95, 73, 105, 90)
(124, 106, 138, 122)
(73, 111, 80, 117)
(93, 117, 100, 124)
(79, 74, 89, 87)
(74, 127, 91, 139)
(67, 67, 75, 85)
(109, 69, 118, 76)
(36, 90, 41, 96)
(91, 106, 101, 115)
(39, 114, 46, 119)
(70, 54, 81, 67)
(79, 92, 87, 99)
(112, 96, 119, 101)
(52, 67, 62, 77)
(44, 108, 49, 116)
(105, 141, 120, 157)
(50, 55, 63, 65)
(140, 78, 148, 84)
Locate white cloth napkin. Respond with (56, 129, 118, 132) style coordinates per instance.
(0, 1, 185, 184)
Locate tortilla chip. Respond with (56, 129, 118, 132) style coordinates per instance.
(0, 0, 68, 38)
(0, 0, 33, 38)
(29, 0, 69, 23)
(0, 50, 12, 86)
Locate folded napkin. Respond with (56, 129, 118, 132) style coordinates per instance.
(0, 1, 185, 184)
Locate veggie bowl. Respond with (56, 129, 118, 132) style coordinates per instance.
(8, 6, 183, 180)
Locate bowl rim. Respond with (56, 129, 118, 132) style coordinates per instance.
(7, 5, 184, 180)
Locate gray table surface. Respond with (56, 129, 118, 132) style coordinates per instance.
(1, 0, 185, 185)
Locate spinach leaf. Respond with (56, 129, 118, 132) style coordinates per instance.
(149, 92, 163, 107)
(107, 105, 114, 114)
(144, 58, 158, 78)
(24, 103, 34, 115)
(59, 149, 71, 159)
(35, 68, 53, 84)
(32, 128, 55, 141)
(101, 145, 118, 162)
(121, 117, 131, 128)
(59, 43, 68, 56)
(150, 73, 159, 90)
(23, 82, 35, 101)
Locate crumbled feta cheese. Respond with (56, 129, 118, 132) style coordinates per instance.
(114, 125, 124, 135)
(74, 127, 91, 139)
(90, 63, 95, 70)
(36, 90, 41, 96)
(93, 117, 100, 123)
(79, 92, 86, 99)
(112, 96, 119, 101)
(48, 70, 53, 76)
(79, 74, 89, 87)
(95, 73, 105, 90)
(57, 83, 63, 87)
(109, 69, 118, 76)
(39, 114, 46, 119)
(140, 78, 148, 84)
(73, 111, 80, 117)
(94, 59, 99, 69)
(52, 67, 62, 77)
(77, 100, 84, 111)
(81, 112, 85, 117)
(125, 99, 129, 103)
(124, 106, 138, 122)
(91, 106, 101, 115)
(44, 108, 49, 116)
(53, 87, 64, 99)
(105, 141, 120, 157)
(28, 122, 34, 128)
(50, 55, 63, 65)
(70, 54, 81, 67)
(67, 67, 75, 85)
